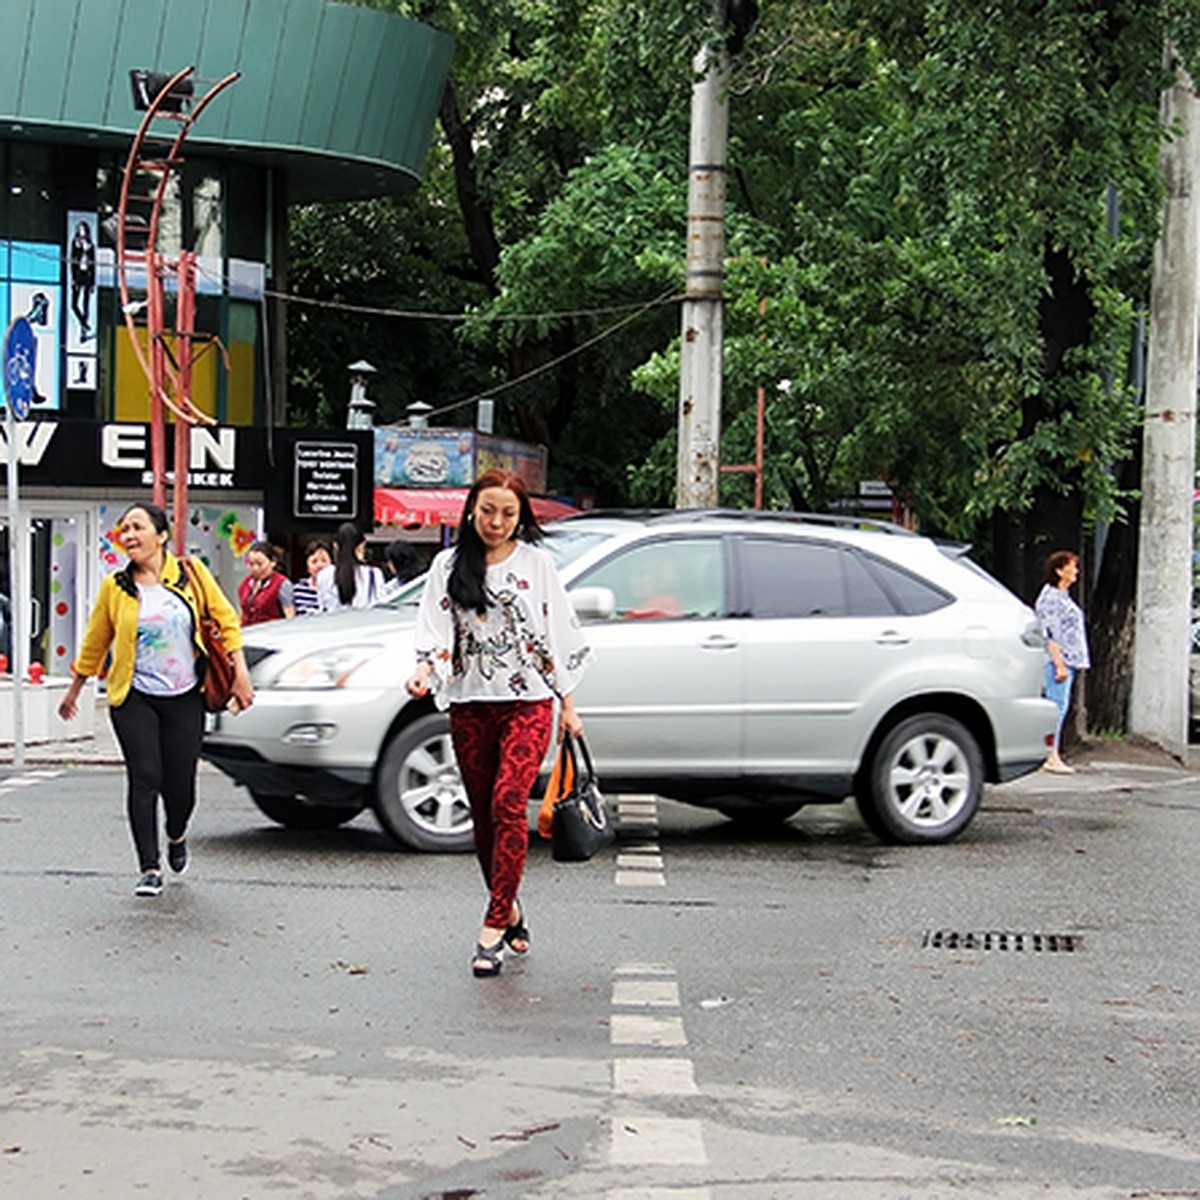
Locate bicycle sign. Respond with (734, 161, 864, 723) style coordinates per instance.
(4, 316, 37, 420)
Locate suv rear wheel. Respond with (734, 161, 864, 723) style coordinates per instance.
(858, 714, 983, 844)
(374, 713, 475, 852)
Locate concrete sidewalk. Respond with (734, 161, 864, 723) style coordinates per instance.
(1, 696, 125, 768)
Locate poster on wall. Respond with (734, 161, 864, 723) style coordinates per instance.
(8, 280, 61, 413)
(65, 212, 98, 391)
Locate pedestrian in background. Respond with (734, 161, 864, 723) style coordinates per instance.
(292, 538, 332, 615)
(1036, 549, 1090, 774)
(406, 468, 593, 978)
(57, 502, 253, 896)
(238, 540, 295, 625)
(380, 538, 423, 599)
(317, 522, 382, 611)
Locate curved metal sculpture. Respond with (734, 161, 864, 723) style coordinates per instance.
(116, 65, 240, 549)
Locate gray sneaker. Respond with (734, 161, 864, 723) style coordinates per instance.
(135, 872, 163, 897)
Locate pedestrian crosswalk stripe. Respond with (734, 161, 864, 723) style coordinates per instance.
(610, 1013, 687, 1047)
(612, 979, 681, 1008)
(613, 1057, 698, 1095)
(608, 1115, 706, 1164)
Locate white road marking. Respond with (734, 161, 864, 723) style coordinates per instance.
(612, 1057, 698, 1096)
(609, 1115, 707, 1165)
(612, 979, 681, 1008)
(610, 1013, 688, 1047)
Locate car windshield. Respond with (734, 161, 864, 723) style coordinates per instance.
(542, 526, 617, 569)
(377, 525, 609, 610)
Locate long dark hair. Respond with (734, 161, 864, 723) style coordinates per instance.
(449, 469, 543, 615)
(333, 522, 365, 606)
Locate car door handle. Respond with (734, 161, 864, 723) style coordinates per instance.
(876, 630, 910, 646)
(701, 635, 738, 651)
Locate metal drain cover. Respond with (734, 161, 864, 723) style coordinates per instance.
(922, 929, 1080, 952)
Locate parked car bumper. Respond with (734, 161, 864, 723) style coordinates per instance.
(199, 741, 371, 806)
(993, 695, 1057, 781)
(202, 686, 393, 802)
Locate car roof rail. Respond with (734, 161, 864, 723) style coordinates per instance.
(555, 507, 912, 535)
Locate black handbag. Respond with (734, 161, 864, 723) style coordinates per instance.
(551, 733, 615, 863)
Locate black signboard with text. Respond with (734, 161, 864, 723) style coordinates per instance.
(264, 427, 374, 533)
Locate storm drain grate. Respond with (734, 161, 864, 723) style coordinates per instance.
(922, 929, 1081, 953)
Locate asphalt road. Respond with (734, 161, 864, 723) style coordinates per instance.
(2, 760, 1198, 1199)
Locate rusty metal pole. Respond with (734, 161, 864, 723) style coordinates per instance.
(147, 249, 169, 511)
(172, 249, 198, 555)
(676, 38, 729, 509)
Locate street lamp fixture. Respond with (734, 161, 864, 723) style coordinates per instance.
(347, 359, 377, 430)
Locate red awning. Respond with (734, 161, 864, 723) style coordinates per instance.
(374, 487, 578, 529)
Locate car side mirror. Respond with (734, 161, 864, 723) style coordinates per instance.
(570, 586, 615, 620)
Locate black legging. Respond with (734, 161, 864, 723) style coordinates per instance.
(109, 688, 206, 873)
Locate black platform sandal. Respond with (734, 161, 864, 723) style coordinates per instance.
(472, 940, 505, 978)
(503, 903, 531, 955)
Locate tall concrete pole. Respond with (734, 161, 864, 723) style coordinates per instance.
(1130, 59, 1198, 755)
(676, 41, 729, 509)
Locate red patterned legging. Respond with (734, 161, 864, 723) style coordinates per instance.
(449, 699, 554, 930)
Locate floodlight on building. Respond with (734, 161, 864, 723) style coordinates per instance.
(129, 70, 195, 113)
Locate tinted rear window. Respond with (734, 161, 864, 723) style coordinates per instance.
(739, 538, 951, 617)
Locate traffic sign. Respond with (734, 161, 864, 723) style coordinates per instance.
(4, 317, 37, 420)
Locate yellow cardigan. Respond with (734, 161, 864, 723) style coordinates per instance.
(75, 551, 244, 708)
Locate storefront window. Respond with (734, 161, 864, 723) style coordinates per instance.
(5, 144, 60, 242)
(2, 142, 269, 423)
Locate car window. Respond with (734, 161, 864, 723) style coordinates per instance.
(859, 553, 952, 615)
(841, 549, 901, 616)
(739, 538, 952, 618)
(740, 539, 848, 617)
(574, 538, 725, 619)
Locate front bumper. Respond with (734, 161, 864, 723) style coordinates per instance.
(200, 685, 398, 805)
(199, 740, 372, 806)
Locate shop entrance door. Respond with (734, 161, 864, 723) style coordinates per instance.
(0, 503, 94, 680)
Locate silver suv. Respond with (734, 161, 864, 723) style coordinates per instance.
(202, 511, 1056, 850)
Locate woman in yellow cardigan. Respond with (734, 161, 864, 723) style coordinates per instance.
(58, 503, 254, 896)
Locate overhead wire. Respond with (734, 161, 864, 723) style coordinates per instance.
(13, 238, 683, 418)
(417, 286, 682, 422)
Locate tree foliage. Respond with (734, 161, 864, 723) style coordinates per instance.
(288, 0, 1200, 550)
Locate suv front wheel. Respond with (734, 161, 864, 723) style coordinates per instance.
(374, 713, 475, 852)
(858, 714, 983, 844)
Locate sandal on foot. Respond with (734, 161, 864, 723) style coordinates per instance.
(504, 904, 531, 955)
(472, 940, 504, 978)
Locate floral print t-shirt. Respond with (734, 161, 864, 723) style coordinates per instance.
(413, 541, 593, 708)
(131, 584, 199, 696)
(1035, 583, 1091, 670)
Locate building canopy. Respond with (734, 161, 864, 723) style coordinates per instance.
(0, 0, 453, 201)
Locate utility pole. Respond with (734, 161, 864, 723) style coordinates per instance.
(676, 37, 729, 509)
(1130, 55, 1198, 755)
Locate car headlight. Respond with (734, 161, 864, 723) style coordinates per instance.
(272, 643, 386, 690)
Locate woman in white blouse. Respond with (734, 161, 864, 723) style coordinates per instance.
(316, 522, 382, 612)
(406, 469, 593, 977)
